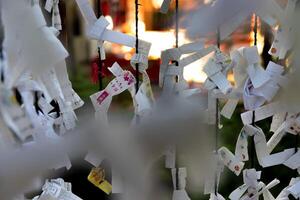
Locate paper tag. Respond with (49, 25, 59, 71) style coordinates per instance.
(218, 147, 244, 176)
(229, 184, 248, 200)
(209, 193, 225, 200)
(247, 64, 271, 89)
(130, 53, 148, 72)
(207, 91, 217, 125)
(160, 0, 172, 13)
(287, 180, 300, 199)
(75, 0, 97, 25)
(45, 0, 54, 12)
(283, 150, 300, 170)
(243, 169, 260, 189)
(171, 168, 187, 190)
(261, 148, 295, 167)
(112, 168, 123, 193)
(267, 121, 288, 153)
(241, 102, 280, 125)
(242, 46, 260, 65)
(165, 145, 176, 169)
(88, 167, 112, 195)
(270, 112, 286, 133)
(251, 179, 280, 200)
(108, 62, 124, 77)
(221, 99, 239, 119)
(87, 16, 110, 40)
(85, 151, 104, 167)
(235, 126, 249, 161)
(253, 126, 268, 166)
(172, 190, 191, 200)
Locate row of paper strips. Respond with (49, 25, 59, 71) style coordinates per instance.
(0, 0, 86, 167)
(0, 0, 299, 199)
(158, 0, 300, 199)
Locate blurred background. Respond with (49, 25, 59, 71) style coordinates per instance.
(33, 0, 298, 199)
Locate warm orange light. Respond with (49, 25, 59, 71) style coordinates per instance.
(152, 0, 164, 9)
(183, 52, 214, 83)
(118, 0, 212, 83)
(250, 14, 264, 55)
(105, 15, 113, 30)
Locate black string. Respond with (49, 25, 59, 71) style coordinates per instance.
(97, 0, 103, 91)
(0, 0, 4, 83)
(250, 15, 258, 169)
(250, 111, 255, 168)
(135, 0, 139, 93)
(175, 0, 179, 49)
(214, 27, 221, 196)
(295, 132, 299, 177)
(253, 15, 258, 47)
(175, 0, 179, 190)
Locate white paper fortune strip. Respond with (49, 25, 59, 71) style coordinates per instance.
(241, 102, 280, 125)
(230, 169, 279, 200)
(2, 0, 68, 88)
(171, 168, 191, 200)
(54, 61, 84, 110)
(45, 0, 62, 31)
(203, 48, 233, 95)
(33, 178, 82, 200)
(243, 61, 286, 111)
(90, 62, 136, 125)
(268, 0, 297, 59)
(218, 147, 244, 176)
(160, 42, 215, 95)
(160, 0, 172, 14)
(75, 0, 151, 54)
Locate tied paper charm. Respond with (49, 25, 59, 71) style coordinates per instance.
(201, 48, 234, 124)
(229, 169, 280, 200)
(203, 48, 233, 95)
(277, 178, 300, 199)
(40, 70, 77, 134)
(88, 167, 112, 195)
(54, 61, 84, 110)
(159, 42, 216, 96)
(45, 0, 62, 31)
(0, 84, 35, 143)
(217, 124, 270, 175)
(130, 40, 154, 123)
(262, 113, 300, 169)
(88, 63, 136, 195)
(90, 62, 136, 125)
(32, 178, 82, 200)
(75, 0, 151, 53)
(234, 125, 269, 168)
(171, 168, 191, 200)
(2, 0, 68, 88)
(269, 0, 298, 59)
(240, 46, 271, 110)
(243, 61, 286, 111)
(204, 153, 225, 200)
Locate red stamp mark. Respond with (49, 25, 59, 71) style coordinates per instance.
(97, 91, 109, 104)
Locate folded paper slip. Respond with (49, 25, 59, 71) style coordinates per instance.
(88, 167, 112, 195)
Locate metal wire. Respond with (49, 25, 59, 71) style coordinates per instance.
(135, 0, 140, 93)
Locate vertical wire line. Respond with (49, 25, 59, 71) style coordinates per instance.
(97, 0, 103, 90)
(295, 132, 299, 177)
(135, 0, 139, 93)
(175, 0, 179, 190)
(214, 27, 221, 196)
(175, 0, 179, 49)
(250, 15, 258, 169)
(0, 2, 3, 83)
